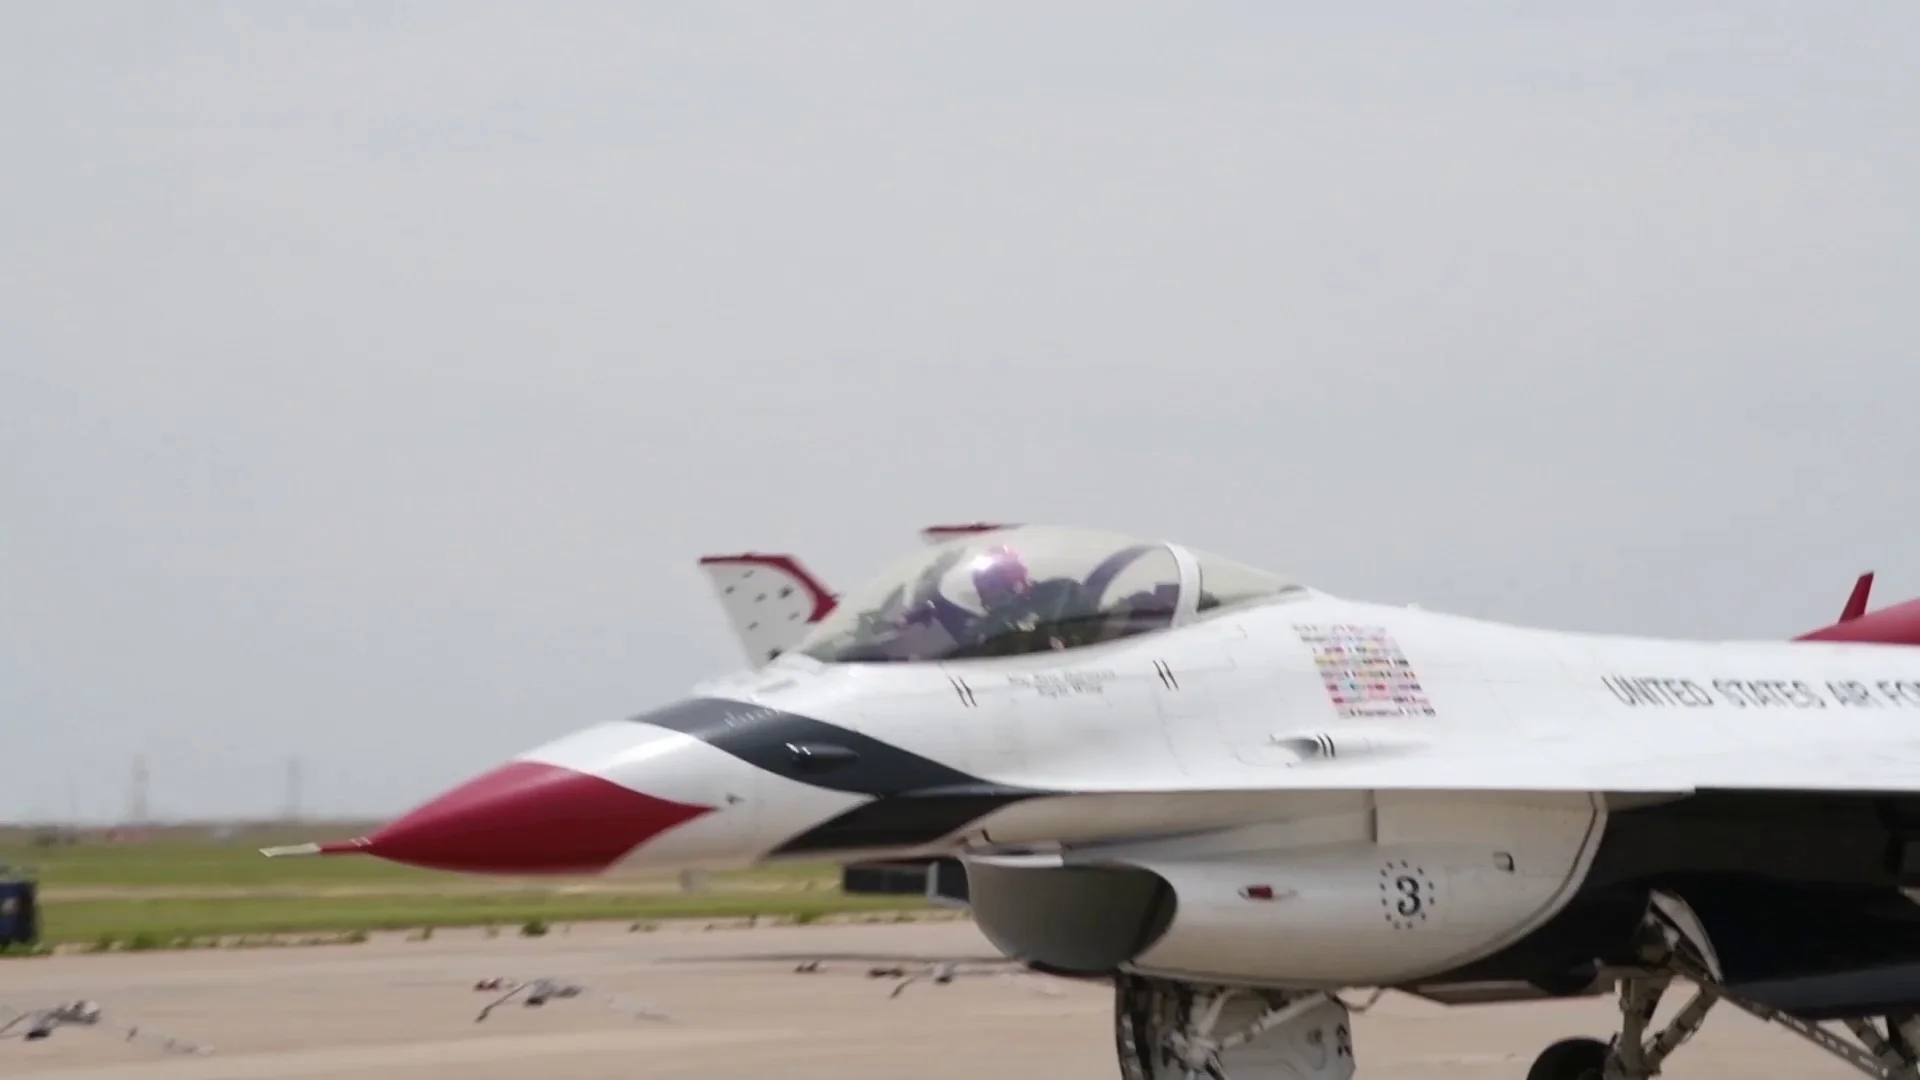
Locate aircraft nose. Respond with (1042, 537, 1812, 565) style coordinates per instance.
(337, 760, 715, 874)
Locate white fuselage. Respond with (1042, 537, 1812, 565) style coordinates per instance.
(674, 592, 1920, 808)
(487, 591, 1920, 987)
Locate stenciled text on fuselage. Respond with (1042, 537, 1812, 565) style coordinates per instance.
(1601, 675, 1920, 709)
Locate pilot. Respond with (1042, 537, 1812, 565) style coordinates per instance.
(970, 545, 1036, 613)
(960, 546, 1085, 653)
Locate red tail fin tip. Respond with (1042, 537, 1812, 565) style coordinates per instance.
(1842, 572, 1875, 623)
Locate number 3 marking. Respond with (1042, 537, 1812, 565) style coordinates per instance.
(1394, 875, 1423, 917)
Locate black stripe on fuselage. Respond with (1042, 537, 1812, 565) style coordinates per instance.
(767, 789, 1037, 857)
(629, 696, 1046, 854)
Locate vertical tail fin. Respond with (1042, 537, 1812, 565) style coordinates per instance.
(696, 554, 837, 667)
(1791, 571, 1920, 646)
(1840, 572, 1875, 623)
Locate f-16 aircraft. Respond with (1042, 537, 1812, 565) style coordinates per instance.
(273, 525, 1920, 1080)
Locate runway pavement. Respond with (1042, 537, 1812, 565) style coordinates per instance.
(0, 920, 1864, 1079)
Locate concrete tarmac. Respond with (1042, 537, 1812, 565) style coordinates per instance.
(0, 921, 1863, 1080)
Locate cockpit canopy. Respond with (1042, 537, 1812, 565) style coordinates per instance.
(794, 525, 1306, 664)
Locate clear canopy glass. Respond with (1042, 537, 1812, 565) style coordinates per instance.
(794, 525, 1303, 664)
(1193, 548, 1298, 613)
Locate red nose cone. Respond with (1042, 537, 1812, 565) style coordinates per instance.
(355, 761, 713, 874)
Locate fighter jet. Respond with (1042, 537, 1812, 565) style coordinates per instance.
(273, 525, 1920, 1080)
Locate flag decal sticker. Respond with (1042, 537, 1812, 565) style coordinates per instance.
(1294, 624, 1436, 719)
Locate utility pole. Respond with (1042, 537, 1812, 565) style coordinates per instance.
(285, 758, 304, 823)
(126, 756, 150, 828)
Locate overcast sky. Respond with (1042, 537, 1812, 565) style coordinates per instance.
(3, 3, 1916, 824)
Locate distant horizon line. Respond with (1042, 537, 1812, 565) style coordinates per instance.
(0, 816, 387, 833)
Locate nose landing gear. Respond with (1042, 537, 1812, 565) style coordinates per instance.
(1114, 976, 1355, 1080)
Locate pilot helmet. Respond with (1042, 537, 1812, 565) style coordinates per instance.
(967, 545, 1033, 609)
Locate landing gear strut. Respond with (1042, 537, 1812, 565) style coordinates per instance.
(1114, 975, 1355, 1080)
(1530, 892, 1920, 1080)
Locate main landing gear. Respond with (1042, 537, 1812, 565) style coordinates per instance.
(1113, 890, 1920, 1080)
(1114, 976, 1358, 1080)
(1528, 891, 1920, 1080)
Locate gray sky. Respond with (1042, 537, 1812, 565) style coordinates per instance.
(4, 3, 1916, 824)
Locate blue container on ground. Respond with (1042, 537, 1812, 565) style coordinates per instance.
(0, 870, 40, 948)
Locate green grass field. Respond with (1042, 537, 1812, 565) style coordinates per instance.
(1, 836, 840, 890)
(0, 832, 931, 948)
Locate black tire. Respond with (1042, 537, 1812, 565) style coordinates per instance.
(1527, 1037, 1611, 1080)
